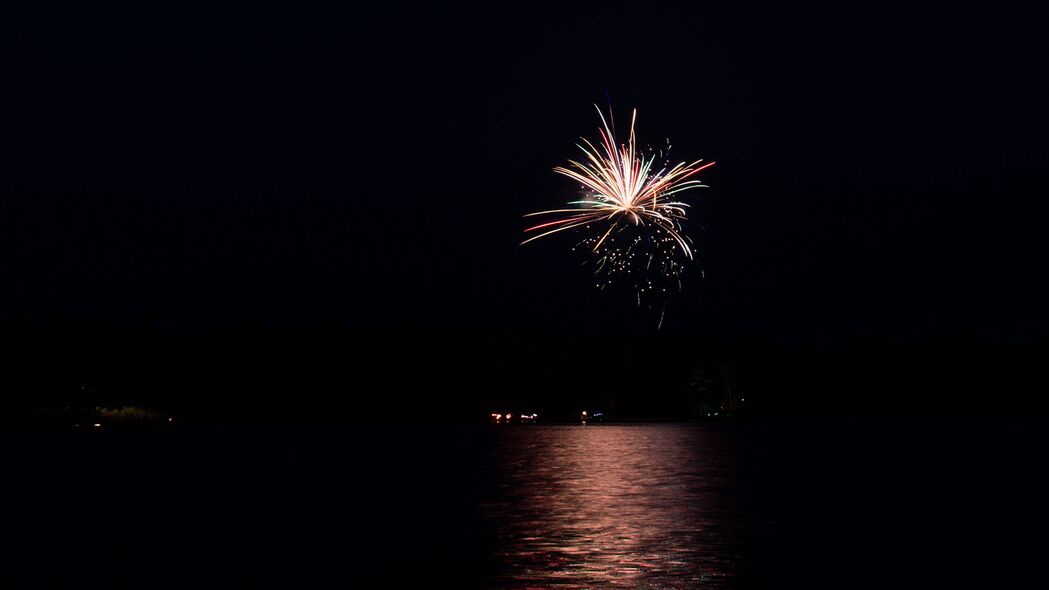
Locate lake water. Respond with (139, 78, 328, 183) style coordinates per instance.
(480, 425, 746, 588)
(4, 421, 1043, 587)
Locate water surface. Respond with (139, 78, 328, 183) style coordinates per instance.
(481, 425, 746, 588)
(6, 421, 1043, 587)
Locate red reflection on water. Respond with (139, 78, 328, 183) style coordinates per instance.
(483, 425, 743, 588)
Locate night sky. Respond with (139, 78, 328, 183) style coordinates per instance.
(3, 2, 1047, 420)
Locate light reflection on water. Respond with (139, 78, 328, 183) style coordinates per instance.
(481, 425, 745, 588)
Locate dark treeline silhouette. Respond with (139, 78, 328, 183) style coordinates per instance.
(3, 319, 1045, 427)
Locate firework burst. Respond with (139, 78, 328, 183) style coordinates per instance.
(523, 106, 715, 306)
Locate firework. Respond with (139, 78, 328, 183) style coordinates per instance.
(523, 106, 714, 301)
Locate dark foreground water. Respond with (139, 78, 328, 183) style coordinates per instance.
(3, 422, 1045, 587)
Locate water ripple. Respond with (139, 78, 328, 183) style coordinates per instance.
(481, 425, 745, 589)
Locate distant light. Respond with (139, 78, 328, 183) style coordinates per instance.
(168, 417, 174, 423)
(93, 423, 101, 428)
(581, 410, 587, 416)
(505, 413, 512, 420)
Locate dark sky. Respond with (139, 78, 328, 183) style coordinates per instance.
(4, 2, 1047, 342)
